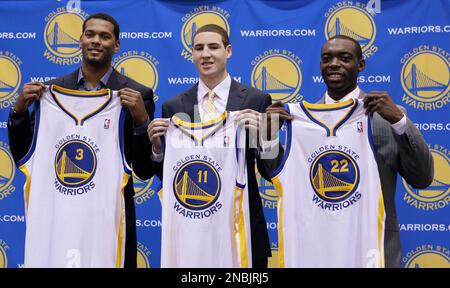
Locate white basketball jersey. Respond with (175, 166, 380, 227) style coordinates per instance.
(272, 99, 385, 268)
(18, 85, 131, 268)
(160, 112, 252, 268)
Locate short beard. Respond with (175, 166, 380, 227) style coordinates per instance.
(84, 56, 110, 67)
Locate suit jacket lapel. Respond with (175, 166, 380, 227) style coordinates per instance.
(61, 69, 79, 90)
(106, 68, 127, 90)
(182, 84, 200, 122)
(225, 80, 246, 111)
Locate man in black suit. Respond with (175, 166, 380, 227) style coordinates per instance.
(148, 24, 281, 267)
(7, 13, 155, 268)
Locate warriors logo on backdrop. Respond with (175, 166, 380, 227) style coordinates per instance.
(43, 6, 88, 65)
(180, 6, 231, 62)
(0, 52, 22, 110)
(400, 46, 450, 111)
(324, 1, 378, 59)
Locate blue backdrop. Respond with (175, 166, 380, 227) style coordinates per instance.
(0, 0, 449, 268)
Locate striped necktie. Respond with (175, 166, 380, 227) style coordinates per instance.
(203, 90, 219, 121)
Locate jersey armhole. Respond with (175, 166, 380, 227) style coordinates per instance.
(119, 107, 132, 175)
(270, 103, 293, 180)
(17, 98, 42, 167)
(235, 121, 247, 187)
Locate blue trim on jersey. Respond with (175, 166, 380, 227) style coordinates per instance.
(119, 108, 132, 175)
(300, 101, 331, 136)
(172, 112, 227, 130)
(52, 85, 110, 98)
(17, 101, 41, 167)
(172, 112, 228, 146)
(333, 99, 359, 136)
(270, 103, 292, 179)
(300, 99, 358, 137)
(161, 134, 166, 160)
(367, 114, 377, 159)
(236, 182, 246, 189)
(79, 89, 113, 125)
(307, 100, 354, 111)
(235, 123, 245, 163)
(50, 85, 112, 126)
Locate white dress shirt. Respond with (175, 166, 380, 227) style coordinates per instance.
(197, 75, 230, 120)
(324, 86, 407, 135)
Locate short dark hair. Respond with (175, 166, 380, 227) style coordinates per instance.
(82, 13, 120, 40)
(327, 35, 363, 60)
(193, 24, 230, 48)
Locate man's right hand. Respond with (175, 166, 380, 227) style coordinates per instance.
(147, 118, 169, 154)
(266, 102, 293, 126)
(14, 82, 46, 113)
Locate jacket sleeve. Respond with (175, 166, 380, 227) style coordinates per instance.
(395, 113, 434, 189)
(7, 108, 35, 164)
(129, 87, 157, 181)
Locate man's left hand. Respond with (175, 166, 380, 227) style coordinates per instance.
(363, 91, 404, 124)
(119, 88, 148, 125)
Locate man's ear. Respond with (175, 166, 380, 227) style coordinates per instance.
(226, 44, 232, 59)
(358, 58, 365, 72)
(114, 40, 120, 53)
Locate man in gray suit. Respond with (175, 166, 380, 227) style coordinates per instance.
(268, 35, 433, 268)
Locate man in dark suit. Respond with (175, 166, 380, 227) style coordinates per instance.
(7, 13, 155, 268)
(268, 35, 433, 268)
(148, 24, 281, 267)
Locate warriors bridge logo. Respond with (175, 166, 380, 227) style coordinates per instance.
(400, 46, 449, 111)
(0, 239, 9, 268)
(113, 51, 160, 103)
(137, 242, 151, 268)
(403, 244, 450, 268)
(54, 139, 97, 196)
(0, 51, 22, 110)
(172, 157, 223, 219)
(251, 49, 303, 103)
(133, 174, 156, 205)
(324, 2, 378, 59)
(180, 5, 230, 62)
(309, 149, 361, 210)
(43, 6, 88, 65)
(402, 144, 449, 210)
(0, 142, 16, 201)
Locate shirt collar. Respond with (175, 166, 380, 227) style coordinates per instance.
(324, 86, 360, 104)
(77, 66, 113, 90)
(198, 74, 231, 101)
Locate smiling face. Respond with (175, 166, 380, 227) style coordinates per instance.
(80, 18, 120, 67)
(192, 31, 232, 85)
(320, 38, 365, 100)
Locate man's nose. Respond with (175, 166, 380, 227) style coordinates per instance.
(90, 34, 101, 44)
(201, 48, 211, 58)
(329, 57, 340, 68)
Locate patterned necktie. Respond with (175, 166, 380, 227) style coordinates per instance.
(202, 90, 219, 121)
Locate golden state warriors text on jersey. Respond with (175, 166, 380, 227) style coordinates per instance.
(308, 145, 362, 211)
(172, 155, 223, 219)
(53, 135, 99, 196)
